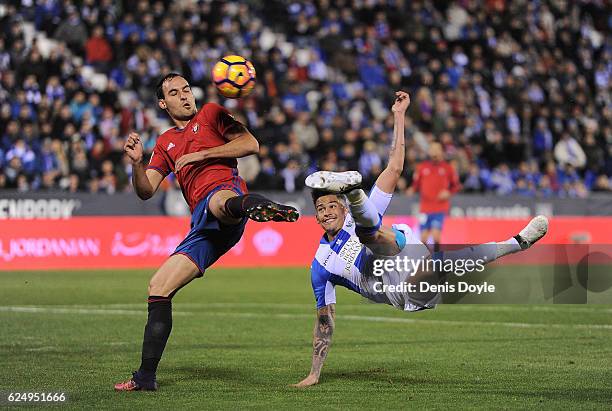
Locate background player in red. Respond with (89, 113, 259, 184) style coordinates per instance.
(115, 73, 298, 391)
(408, 142, 460, 251)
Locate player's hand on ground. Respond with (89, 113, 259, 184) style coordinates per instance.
(291, 374, 319, 388)
(124, 132, 143, 164)
(391, 91, 410, 114)
(175, 151, 206, 172)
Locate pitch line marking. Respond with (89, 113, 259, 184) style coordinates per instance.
(25, 346, 58, 352)
(27, 303, 612, 315)
(1, 306, 611, 330)
(0, 306, 191, 316)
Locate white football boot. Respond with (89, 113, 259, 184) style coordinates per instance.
(515, 215, 549, 250)
(305, 171, 363, 193)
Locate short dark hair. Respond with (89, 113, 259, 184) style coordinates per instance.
(155, 72, 185, 100)
(311, 189, 329, 205)
(311, 189, 346, 207)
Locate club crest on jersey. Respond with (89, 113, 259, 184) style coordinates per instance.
(192, 123, 199, 133)
(167, 142, 175, 150)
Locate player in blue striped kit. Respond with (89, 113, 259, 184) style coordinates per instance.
(292, 91, 548, 387)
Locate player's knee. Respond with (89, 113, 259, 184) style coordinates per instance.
(208, 197, 225, 217)
(209, 195, 241, 224)
(147, 282, 161, 296)
(148, 279, 172, 297)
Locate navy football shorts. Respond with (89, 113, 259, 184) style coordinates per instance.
(173, 184, 247, 276)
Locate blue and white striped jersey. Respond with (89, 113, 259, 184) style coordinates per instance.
(310, 186, 395, 309)
(311, 215, 369, 308)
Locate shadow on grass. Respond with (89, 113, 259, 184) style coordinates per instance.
(335, 336, 564, 347)
(160, 365, 249, 386)
(175, 341, 307, 351)
(322, 367, 452, 386)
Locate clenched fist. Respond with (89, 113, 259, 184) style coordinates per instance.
(391, 91, 411, 114)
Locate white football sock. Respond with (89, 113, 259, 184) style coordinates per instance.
(441, 243, 499, 265)
(440, 238, 522, 265)
(495, 237, 521, 258)
(346, 189, 381, 228)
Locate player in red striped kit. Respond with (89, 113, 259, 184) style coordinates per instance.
(409, 142, 460, 250)
(115, 73, 298, 391)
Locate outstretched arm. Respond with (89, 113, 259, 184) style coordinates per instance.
(292, 304, 335, 388)
(374, 91, 410, 194)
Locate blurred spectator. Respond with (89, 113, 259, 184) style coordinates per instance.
(554, 133, 587, 169)
(583, 134, 605, 173)
(16, 174, 29, 192)
(462, 163, 485, 193)
(85, 25, 112, 70)
(291, 112, 319, 151)
(281, 159, 305, 193)
(515, 178, 536, 197)
(67, 173, 80, 193)
(98, 159, 117, 194)
(53, 6, 87, 54)
(490, 164, 514, 196)
(592, 175, 611, 192)
(359, 141, 382, 177)
(532, 119, 553, 159)
(252, 157, 282, 190)
(237, 155, 261, 185)
(538, 175, 554, 198)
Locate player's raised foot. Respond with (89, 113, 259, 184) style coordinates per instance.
(305, 171, 362, 193)
(114, 373, 158, 391)
(514, 215, 549, 250)
(246, 202, 299, 222)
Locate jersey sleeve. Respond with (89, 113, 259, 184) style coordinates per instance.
(147, 142, 171, 176)
(311, 259, 336, 309)
(201, 103, 244, 139)
(369, 184, 393, 216)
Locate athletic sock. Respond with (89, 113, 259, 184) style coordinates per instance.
(496, 237, 522, 257)
(345, 189, 381, 230)
(135, 296, 172, 383)
(438, 238, 522, 266)
(224, 194, 269, 218)
(439, 243, 499, 265)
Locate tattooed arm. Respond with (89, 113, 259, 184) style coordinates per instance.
(375, 91, 410, 193)
(292, 304, 336, 388)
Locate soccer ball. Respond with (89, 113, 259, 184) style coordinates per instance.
(212, 55, 256, 98)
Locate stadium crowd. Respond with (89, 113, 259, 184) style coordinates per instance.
(0, 0, 610, 198)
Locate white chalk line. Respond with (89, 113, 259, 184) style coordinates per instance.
(25, 346, 58, 352)
(0, 306, 190, 316)
(1, 305, 611, 330)
(15, 302, 612, 315)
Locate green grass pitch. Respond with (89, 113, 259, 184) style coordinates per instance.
(1, 268, 611, 410)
